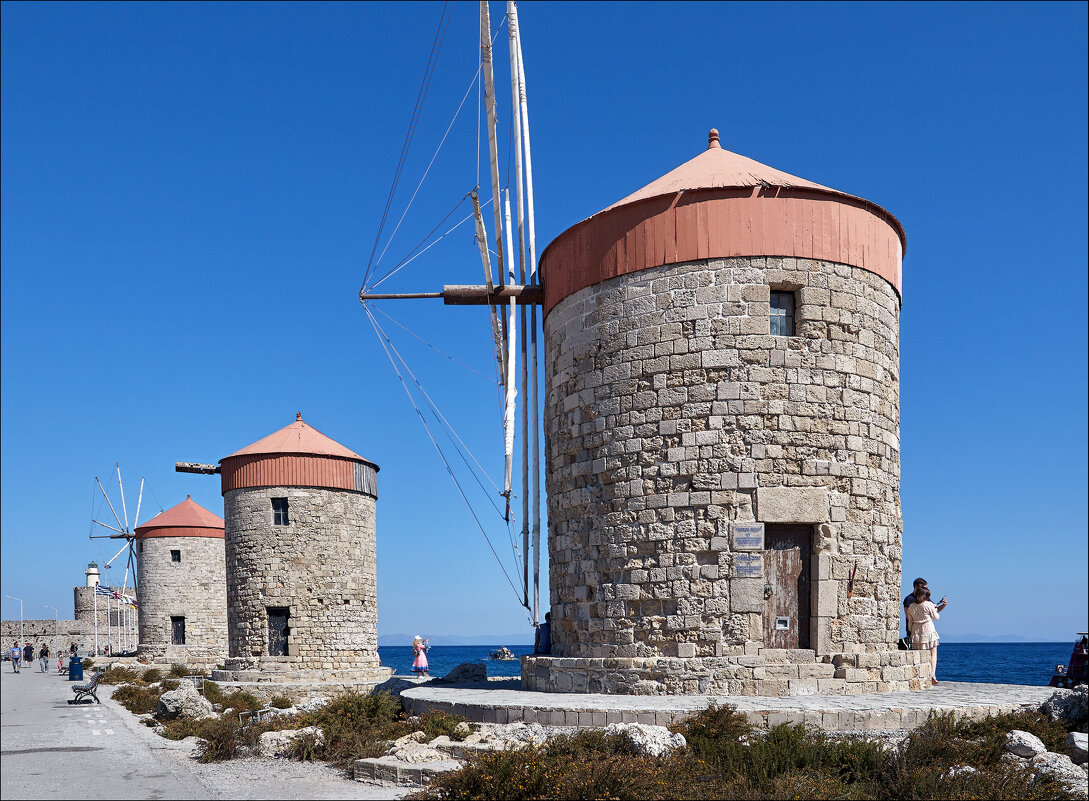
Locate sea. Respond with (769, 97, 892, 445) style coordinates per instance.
(376, 642, 1075, 686)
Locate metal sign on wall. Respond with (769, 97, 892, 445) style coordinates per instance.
(734, 553, 764, 579)
(731, 522, 764, 551)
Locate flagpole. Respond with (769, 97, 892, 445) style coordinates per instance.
(94, 591, 99, 655)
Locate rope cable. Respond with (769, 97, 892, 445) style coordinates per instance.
(371, 303, 496, 382)
(364, 305, 527, 606)
(364, 1, 452, 288)
(372, 62, 482, 271)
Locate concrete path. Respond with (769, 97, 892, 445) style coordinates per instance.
(0, 667, 410, 800)
(401, 678, 1057, 731)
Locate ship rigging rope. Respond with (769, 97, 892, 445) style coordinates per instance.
(363, 305, 529, 611)
(363, 1, 453, 290)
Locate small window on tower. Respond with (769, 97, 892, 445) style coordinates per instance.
(272, 498, 290, 526)
(170, 549, 181, 563)
(770, 291, 796, 337)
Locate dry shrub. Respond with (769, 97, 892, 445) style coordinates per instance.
(269, 694, 293, 709)
(99, 666, 142, 685)
(418, 709, 469, 742)
(168, 663, 189, 678)
(81, 658, 95, 671)
(113, 684, 166, 715)
(161, 716, 260, 762)
(141, 668, 163, 684)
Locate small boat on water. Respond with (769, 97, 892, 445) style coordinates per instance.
(1049, 633, 1088, 688)
(489, 646, 516, 661)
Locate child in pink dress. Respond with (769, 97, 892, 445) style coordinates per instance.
(411, 636, 430, 677)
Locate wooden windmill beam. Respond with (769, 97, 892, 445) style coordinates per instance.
(358, 284, 543, 306)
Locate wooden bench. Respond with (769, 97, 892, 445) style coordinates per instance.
(68, 670, 105, 705)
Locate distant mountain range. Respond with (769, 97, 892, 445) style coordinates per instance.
(379, 632, 534, 646)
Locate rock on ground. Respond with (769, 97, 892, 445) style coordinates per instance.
(945, 765, 978, 778)
(436, 663, 487, 684)
(258, 727, 325, 757)
(1030, 751, 1089, 799)
(1040, 686, 1089, 729)
(1006, 729, 1047, 758)
(604, 723, 686, 758)
(1066, 731, 1088, 765)
(156, 682, 215, 720)
(297, 697, 328, 713)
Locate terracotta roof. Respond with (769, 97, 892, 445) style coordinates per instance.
(223, 413, 365, 462)
(606, 129, 863, 212)
(135, 495, 223, 535)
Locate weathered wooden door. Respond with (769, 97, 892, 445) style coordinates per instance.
(171, 616, 186, 646)
(267, 608, 290, 656)
(763, 525, 812, 649)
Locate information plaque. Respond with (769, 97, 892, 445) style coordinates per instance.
(731, 522, 764, 551)
(734, 553, 763, 579)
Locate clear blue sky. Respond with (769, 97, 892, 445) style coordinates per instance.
(2, 2, 1086, 643)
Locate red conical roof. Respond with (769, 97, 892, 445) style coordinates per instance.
(224, 413, 364, 461)
(605, 129, 837, 210)
(540, 128, 906, 314)
(134, 495, 224, 539)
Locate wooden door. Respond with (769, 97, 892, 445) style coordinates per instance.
(267, 608, 290, 656)
(170, 616, 186, 646)
(762, 525, 811, 649)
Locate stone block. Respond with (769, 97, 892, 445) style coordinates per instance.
(729, 579, 764, 613)
(755, 487, 829, 523)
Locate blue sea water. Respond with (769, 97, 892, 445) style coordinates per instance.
(378, 642, 1075, 686)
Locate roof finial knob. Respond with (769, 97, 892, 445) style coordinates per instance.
(708, 128, 721, 150)
(187, 494, 191, 500)
(296, 411, 303, 421)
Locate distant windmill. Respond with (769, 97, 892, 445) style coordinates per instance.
(89, 463, 144, 604)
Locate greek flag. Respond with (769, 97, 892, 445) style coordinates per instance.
(94, 585, 114, 597)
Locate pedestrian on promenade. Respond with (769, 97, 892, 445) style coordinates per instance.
(38, 644, 49, 673)
(903, 578, 946, 642)
(411, 635, 430, 678)
(907, 586, 943, 685)
(23, 642, 34, 668)
(534, 612, 552, 655)
(9, 642, 21, 673)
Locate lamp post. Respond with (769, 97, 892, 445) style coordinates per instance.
(4, 596, 23, 644)
(44, 605, 58, 670)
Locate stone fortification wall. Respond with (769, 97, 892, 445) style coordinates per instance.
(543, 256, 902, 679)
(1, 619, 93, 656)
(222, 485, 380, 673)
(137, 536, 227, 665)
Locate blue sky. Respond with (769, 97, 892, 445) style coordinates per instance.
(2, 1, 1086, 643)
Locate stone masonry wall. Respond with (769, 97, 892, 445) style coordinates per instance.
(137, 536, 227, 664)
(543, 256, 902, 663)
(1, 619, 90, 657)
(223, 485, 380, 671)
(74, 585, 123, 631)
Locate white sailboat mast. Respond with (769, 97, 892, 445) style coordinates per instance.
(510, 2, 541, 626)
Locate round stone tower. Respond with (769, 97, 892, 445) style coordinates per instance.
(215, 413, 390, 684)
(524, 130, 927, 695)
(134, 496, 227, 666)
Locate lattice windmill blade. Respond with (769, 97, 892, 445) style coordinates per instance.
(89, 463, 146, 596)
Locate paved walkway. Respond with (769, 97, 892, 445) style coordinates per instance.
(401, 678, 1057, 731)
(0, 666, 408, 799)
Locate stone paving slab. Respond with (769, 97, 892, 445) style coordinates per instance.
(400, 680, 1057, 731)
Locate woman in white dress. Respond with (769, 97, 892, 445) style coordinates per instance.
(907, 586, 942, 684)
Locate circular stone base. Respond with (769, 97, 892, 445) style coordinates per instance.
(522, 650, 930, 696)
(211, 664, 392, 684)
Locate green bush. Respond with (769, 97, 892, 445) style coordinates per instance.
(418, 709, 470, 742)
(168, 663, 189, 678)
(113, 684, 166, 715)
(141, 668, 163, 684)
(270, 694, 293, 709)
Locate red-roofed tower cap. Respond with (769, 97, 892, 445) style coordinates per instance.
(219, 413, 379, 496)
(135, 495, 225, 540)
(540, 128, 906, 314)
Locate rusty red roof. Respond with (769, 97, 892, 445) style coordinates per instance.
(134, 495, 224, 539)
(223, 413, 365, 462)
(539, 128, 907, 314)
(605, 129, 838, 209)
